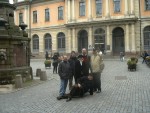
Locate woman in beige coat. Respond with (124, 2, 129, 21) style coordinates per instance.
(90, 48, 104, 93)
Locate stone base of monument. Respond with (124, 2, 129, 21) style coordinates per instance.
(0, 84, 14, 93)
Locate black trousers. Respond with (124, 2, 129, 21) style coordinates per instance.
(53, 65, 58, 73)
(93, 72, 101, 91)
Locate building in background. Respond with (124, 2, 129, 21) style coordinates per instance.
(13, 0, 150, 57)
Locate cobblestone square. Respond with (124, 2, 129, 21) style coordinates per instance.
(0, 58, 150, 113)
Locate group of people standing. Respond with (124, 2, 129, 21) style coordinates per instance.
(56, 48, 104, 101)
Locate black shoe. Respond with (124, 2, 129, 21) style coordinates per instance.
(57, 96, 63, 100)
(66, 98, 72, 102)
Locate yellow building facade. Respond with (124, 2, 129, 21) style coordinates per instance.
(14, 0, 150, 57)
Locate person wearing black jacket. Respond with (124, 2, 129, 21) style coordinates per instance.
(68, 51, 77, 90)
(66, 74, 93, 102)
(82, 48, 91, 76)
(52, 53, 59, 73)
(57, 55, 72, 100)
(74, 55, 85, 83)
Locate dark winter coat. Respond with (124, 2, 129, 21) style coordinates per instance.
(82, 55, 91, 76)
(78, 76, 93, 95)
(58, 61, 72, 79)
(68, 56, 77, 75)
(52, 55, 58, 66)
(74, 60, 85, 83)
(68, 76, 93, 99)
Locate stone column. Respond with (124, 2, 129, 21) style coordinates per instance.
(67, 0, 71, 22)
(67, 28, 72, 53)
(106, 25, 110, 51)
(125, 24, 130, 52)
(131, 24, 136, 52)
(88, 0, 92, 20)
(125, 0, 129, 16)
(105, 0, 110, 18)
(130, 0, 134, 15)
(88, 27, 93, 47)
(72, 0, 75, 21)
(72, 28, 76, 51)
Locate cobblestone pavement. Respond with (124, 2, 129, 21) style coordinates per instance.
(0, 58, 150, 113)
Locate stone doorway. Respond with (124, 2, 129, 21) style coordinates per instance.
(112, 27, 125, 55)
(78, 30, 88, 53)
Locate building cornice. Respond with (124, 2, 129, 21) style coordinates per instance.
(65, 17, 138, 27)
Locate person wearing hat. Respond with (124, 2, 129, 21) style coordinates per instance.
(90, 48, 104, 93)
(74, 54, 85, 84)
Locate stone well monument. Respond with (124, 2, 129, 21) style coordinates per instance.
(0, 0, 32, 85)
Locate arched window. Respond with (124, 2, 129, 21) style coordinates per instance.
(44, 34, 52, 51)
(94, 28, 105, 52)
(32, 35, 39, 52)
(144, 26, 150, 50)
(57, 32, 65, 51)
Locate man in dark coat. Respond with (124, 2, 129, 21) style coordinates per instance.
(74, 55, 85, 83)
(68, 51, 77, 90)
(82, 48, 91, 76)
(66, 74, 93, 102)
(57, 55, 72, 100)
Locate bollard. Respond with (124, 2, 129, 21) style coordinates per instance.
(15, 74, 23, 88)
(36, 68, 41, 77)
(40, 71, 47, 81)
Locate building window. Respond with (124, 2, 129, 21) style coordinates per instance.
(32, 35, 39, 52)
(79, 2, 85, 16)
(57, 32, 65, 49)
(44, 34, 52, 51)
(19, 13, 23, 24)
(33, 11, 37, 23)
(144, 26, 150, 50)
(58, 6, 63, 20)
(45, 8, 50, 21)
(145, 0, 150, 10)
(96, 0, 102, 16)
(114, 0, 121, 12)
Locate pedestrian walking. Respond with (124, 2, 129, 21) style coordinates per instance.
(45, 51, 49, 60)
(120, 52, 124, 62)
(141, 51, 149, 64)
(57, 55, 72, 100)
(52, 53, 59, 73)
(90, 48, 104, 93)
(68, 51, 77, 90)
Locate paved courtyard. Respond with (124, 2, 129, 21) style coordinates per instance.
(0, 58, 150, 113)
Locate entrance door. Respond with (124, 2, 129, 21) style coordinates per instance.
(112, 27, 125, 55)
(94, 28, 105, 53)
(78, 30, 88, 53)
